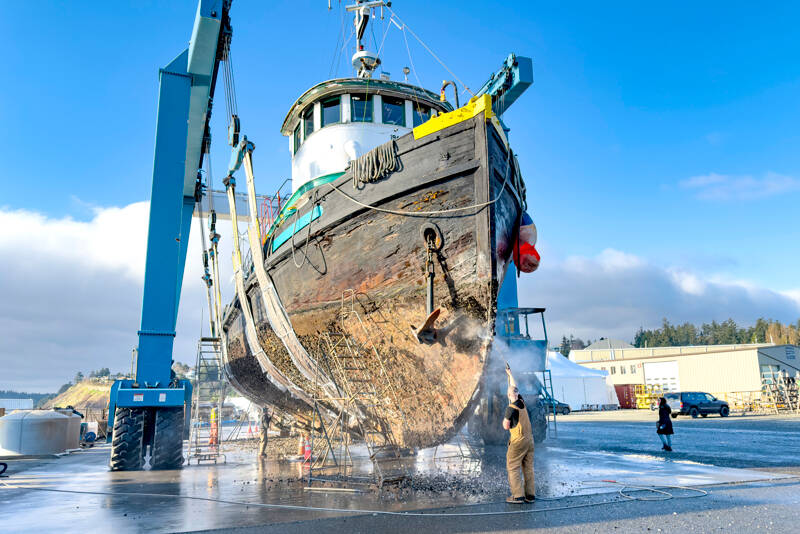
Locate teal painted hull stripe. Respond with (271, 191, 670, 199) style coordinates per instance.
(272, 205, 324, 252)
(266, 171, 345, 238)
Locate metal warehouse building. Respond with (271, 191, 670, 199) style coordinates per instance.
(569, 342, 800, 395)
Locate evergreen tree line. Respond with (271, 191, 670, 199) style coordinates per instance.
(557, 318, 800, 357)
(633, 318, 800, 348)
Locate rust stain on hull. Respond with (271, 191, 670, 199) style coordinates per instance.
(222, 116, 524, 449)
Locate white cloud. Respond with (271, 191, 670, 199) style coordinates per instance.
(3, 203, 798, 391)
(517, 247, 800, 344)
(679, 172, 800, 201)
(0, 203, 237, 392)
(782, 290, 800, 309)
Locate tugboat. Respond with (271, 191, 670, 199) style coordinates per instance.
(220, 1, 540, 449)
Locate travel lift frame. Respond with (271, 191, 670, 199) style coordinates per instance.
(105, 0, 534, 469)
(106, 0, 232, 471)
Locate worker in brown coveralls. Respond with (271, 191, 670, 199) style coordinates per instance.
(503, 364, 535, 503)
(258, 408, 272, 457)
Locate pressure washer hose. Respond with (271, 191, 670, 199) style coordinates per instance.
(0, 479, 707, 517)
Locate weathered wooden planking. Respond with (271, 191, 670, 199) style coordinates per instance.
(223, 115, 525, 447)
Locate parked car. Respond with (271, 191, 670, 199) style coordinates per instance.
(664, 392, 730, 418)
(544, 400, 571, 415)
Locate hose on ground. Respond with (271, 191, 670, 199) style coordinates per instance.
(0, 479, 708, 517)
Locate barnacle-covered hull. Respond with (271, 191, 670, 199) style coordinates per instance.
(221, 114, 525, 448)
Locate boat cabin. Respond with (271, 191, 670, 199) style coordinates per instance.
(281, 78, 453, 192)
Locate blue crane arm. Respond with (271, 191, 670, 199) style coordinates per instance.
(135, 0, 231, 387)
(474, 53, 533, 117)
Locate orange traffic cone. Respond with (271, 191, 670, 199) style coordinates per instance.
(303, 435, 311, 461)
(247, 421, 253, 438)
(209, 421, 219, 446)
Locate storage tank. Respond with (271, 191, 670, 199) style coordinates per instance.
(0, 410, 69, 456)
(53, 409, 81, 450)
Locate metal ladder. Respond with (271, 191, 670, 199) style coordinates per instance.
(187, 338, 227, 465)
(308, 292, 409, 487)
(306, 334, 361, 486)
(538, 369, 557, 437)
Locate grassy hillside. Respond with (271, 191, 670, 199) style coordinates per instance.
(45, 380, 111, 411)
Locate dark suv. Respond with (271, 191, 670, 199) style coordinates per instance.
(664, 392, 730, 418)
(544, 400, 571, 415)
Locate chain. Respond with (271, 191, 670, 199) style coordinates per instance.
(425, 234, 435, 277)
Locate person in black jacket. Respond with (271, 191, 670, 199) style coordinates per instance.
(657, 397, 674, 451)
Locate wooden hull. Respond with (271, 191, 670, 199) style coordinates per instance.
(222, 115, 525, 448)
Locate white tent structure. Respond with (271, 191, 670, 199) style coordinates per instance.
(546, 351, 619, 411)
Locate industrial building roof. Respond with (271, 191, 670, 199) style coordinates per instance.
(585, 338, 634, 350)
(570, 342, 776, 363)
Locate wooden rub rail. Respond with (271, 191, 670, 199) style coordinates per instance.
(224, 173, 313, 406)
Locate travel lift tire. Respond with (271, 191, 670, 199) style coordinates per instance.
(469, 392, 547, 445)
(529, 400, 547, 444)
(109, 407, 145, 471)
(141, 408, 155, 465)
(150, 407, 185, 470)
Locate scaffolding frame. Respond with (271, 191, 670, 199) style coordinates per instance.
(187, 337, 228, 465)
(306, 291, 410, 488)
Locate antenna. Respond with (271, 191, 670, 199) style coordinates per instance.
(345, 1, 390, 78)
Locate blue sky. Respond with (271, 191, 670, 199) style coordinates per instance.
(2, 1, 799, 390)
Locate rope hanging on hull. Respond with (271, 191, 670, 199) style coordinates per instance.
(349, 140, 399, 187)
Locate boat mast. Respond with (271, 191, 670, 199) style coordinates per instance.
(345, 0, 390, 78)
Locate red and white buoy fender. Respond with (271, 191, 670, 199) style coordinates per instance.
(512, 211, 540, 273)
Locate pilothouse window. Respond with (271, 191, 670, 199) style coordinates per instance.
(303, 107, 314, 139)
(413, 103, 431, 127)
(382, 96, 405, 126)
(321, 96, 341, 127)
(351, 94, 373, 122)
(293, 123, 301, 154)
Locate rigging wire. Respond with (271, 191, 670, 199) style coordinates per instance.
(386, 7, 474, 97)
(400, 24, 425, 113)
(375, 15, 393, 61)
(338, 30, 356, 75)
(328, 2, 346, 78)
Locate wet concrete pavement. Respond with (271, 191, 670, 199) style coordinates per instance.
(1, 414, 797, 532)
(551, 412, 800, 471)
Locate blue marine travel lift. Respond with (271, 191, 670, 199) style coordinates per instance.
(490, 266, 556, 442)
(103, 0, 532, 467)
(106, 0, 232, 471)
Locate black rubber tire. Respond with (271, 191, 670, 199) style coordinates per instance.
(141, 408, 155, 465)
(470, 392, 507, 445)
(689, 407, 700, 418)
(529, 400, 547, 444)
(561, 407, 570, 415)
(720, 406, 730, 417)
(150, 407, 185, 470)
(109, 407, 144, 471)
(671, 413, 678, 419)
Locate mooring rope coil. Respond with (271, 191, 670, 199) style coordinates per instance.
(349, 140, 399, 187)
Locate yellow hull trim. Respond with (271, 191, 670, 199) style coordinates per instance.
(413, 94, 494, 140)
